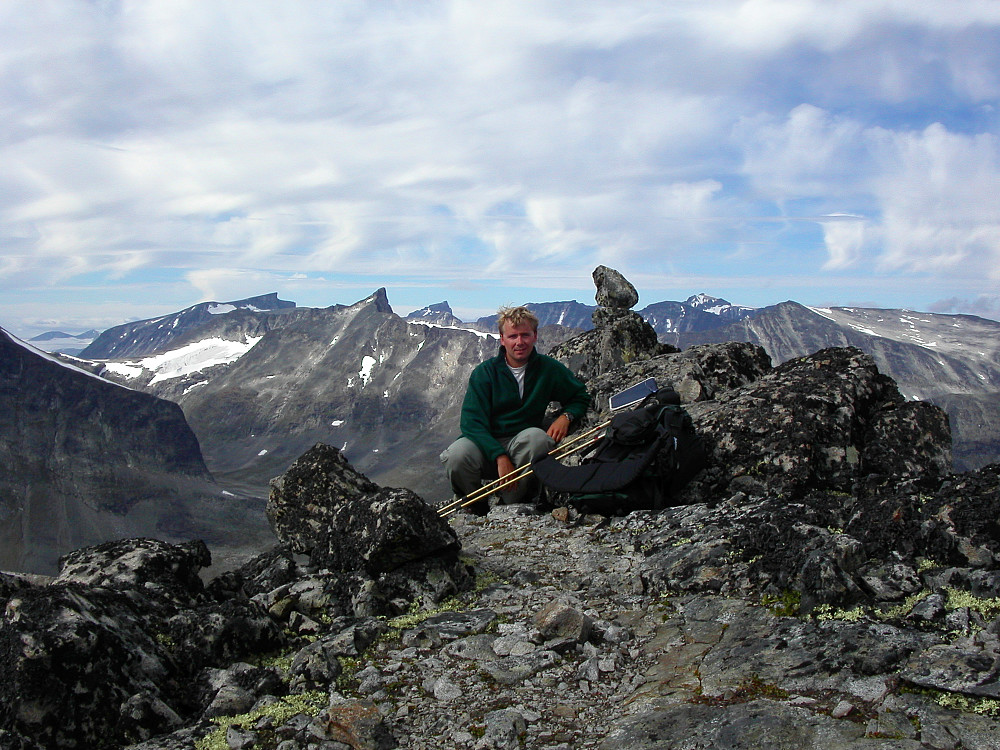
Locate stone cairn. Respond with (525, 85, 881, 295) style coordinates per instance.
(549, 265, 673, 383)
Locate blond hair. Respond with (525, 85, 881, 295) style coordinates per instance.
(497, 305, 539, 335)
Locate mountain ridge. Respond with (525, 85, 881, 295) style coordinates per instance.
(0, 326, 271, 574)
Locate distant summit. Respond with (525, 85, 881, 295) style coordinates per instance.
(683, 293, 756, 322)
(405, 301, 464, 328)
(81, 292, 296, 359)
(27, 328, 101, 355)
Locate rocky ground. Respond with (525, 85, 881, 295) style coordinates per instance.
(333, 501, 1000, 750)
(135, 491, 1000, 750)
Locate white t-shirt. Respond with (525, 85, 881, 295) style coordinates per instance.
(508, 363, 527, 398)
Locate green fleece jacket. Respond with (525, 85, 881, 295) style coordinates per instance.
(460, 347, 591, 462)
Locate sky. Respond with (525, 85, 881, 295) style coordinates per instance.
(3, 0, 1000, 339)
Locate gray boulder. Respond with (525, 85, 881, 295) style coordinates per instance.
(593, 265, 639, 309)
(267, 443, 378, 553)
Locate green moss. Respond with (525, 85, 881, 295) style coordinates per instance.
(153, 632, 176, 649)
(193, 690, 328, 750)
(761, 589, 801, 617)
(813, 604, 867, 622)
(880, 592, 931, 621)
(943, 588, 1000, 620)
(335, 656, 362, 694)
(916, 557, 941, 572)
(902, 686, 1000, 717)
(252, 649, 296, 676)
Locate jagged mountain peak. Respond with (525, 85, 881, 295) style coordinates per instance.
(345, 287, 394, 315)
(406, 301, 465, 328)
(408, 301, 454, 317)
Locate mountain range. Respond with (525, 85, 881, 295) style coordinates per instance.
(84, 287, 999, 478)
(5, 281, 999, 573)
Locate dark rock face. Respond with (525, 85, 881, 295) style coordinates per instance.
(0, 446, 471, 750)
(583, 343, 956, 614)
(0, 327, 229, 575)
(680, 347, 951, 503)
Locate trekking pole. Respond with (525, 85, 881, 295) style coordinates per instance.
(438, 420, 609, 518)
(436, 420, 607, 517)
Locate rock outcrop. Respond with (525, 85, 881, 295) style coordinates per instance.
(0, 456, 468, 750)
(549, 266, 675, 380)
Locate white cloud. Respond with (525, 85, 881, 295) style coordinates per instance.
(874, 124, 1000, 276)
(820, 215, 868, 270)
(4, 1, 1000, 335)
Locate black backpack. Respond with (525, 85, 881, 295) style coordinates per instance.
(532, 388, 707, 514)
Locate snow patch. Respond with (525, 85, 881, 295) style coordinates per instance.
(131, 336, 263, 385)
(331, 420, 345, 427)
(208, 304, 237, 315)
(258, 449, 268, 456)
(807, 307, 836, 321)
(407, 320, 498, 339)
(359, 355, 377, 387)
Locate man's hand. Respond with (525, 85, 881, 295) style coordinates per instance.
(497, 454, 517, 491)
(546, 413, 572, 442)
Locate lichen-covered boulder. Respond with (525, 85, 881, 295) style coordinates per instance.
(265, 448, 471, 618)
(56, 537, 211, 605)
(313, 486, 460, 575)
(267, 443, 379, 553)
(0, 538, 284, 750)
(681, 347, 952, 503)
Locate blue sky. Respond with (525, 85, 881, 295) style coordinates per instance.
(3, 1, 1000, 339)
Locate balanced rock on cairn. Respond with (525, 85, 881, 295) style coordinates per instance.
(550, 265, 674, 382)
(593, 265, 640, 309)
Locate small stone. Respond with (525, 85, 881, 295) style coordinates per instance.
(432, 677, 462, 701)
(226, 726, 257, 750)
(831, 700, 854, 718)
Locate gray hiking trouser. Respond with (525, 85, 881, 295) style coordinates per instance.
(440, 428, 555, 503)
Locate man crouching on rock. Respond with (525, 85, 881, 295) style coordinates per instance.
(441, 305, 591, 514)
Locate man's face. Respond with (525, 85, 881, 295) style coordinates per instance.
(500, 322, 537, 367)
